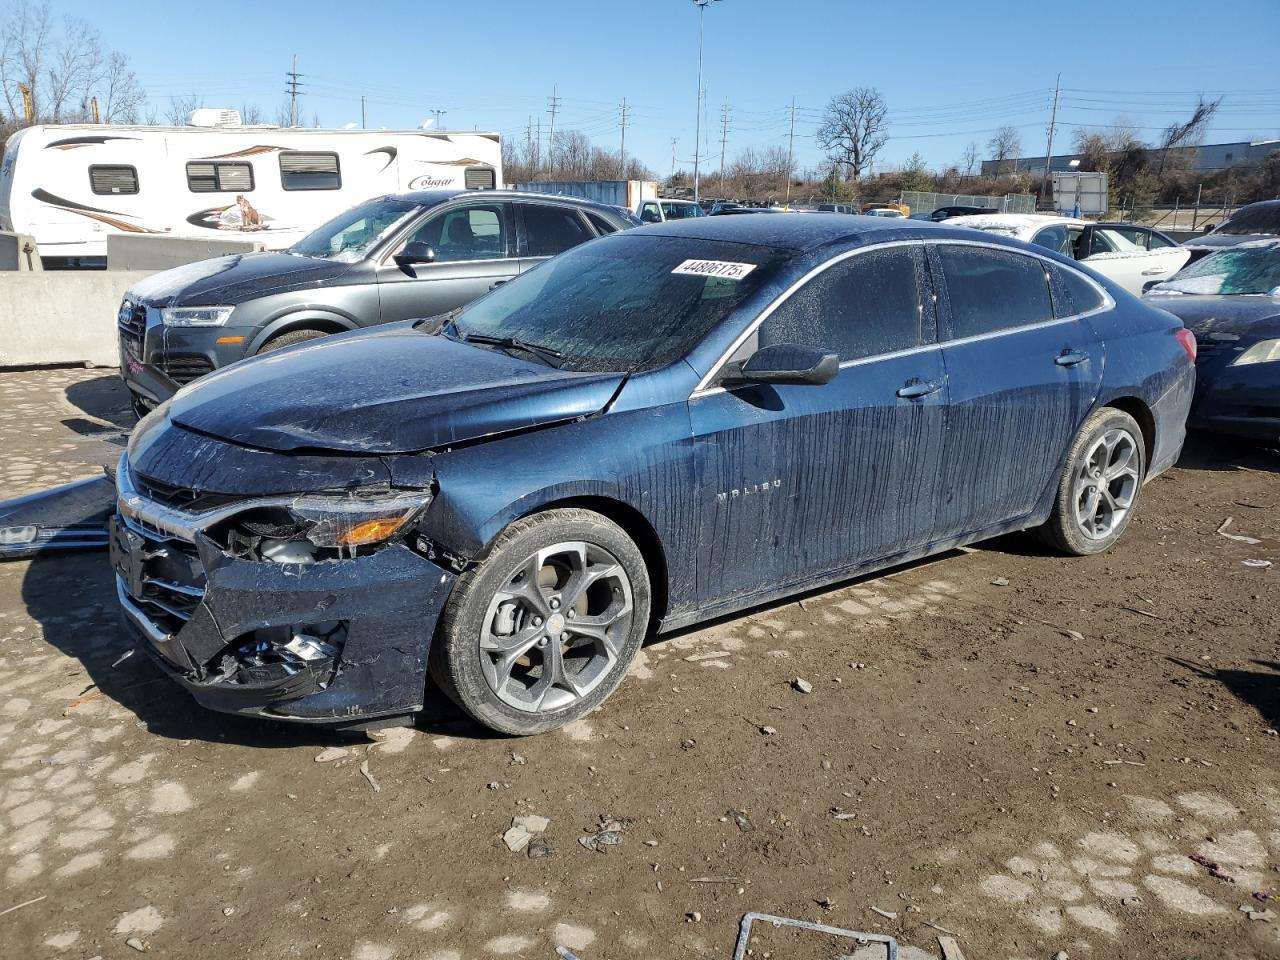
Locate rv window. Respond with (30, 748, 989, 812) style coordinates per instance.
(89, 165, 138, 195)
(464, 166, 496, 190)
(280, 152, 341, 191)
(187, 161, 254, 193)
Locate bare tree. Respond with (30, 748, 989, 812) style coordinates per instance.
(987, 125, 1023, 172)
(961, 140, 978, 178)
(1, 1, 146, 126)
(164, 93, 203, 126)
(1157, 96, 1221, 174)
(816, 87, 889, 179)
(238, 102, 264, 125)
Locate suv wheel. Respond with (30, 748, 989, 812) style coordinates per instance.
(430, 508, 650, 735)
(258, 328, 328, 354)
(1038, 407, 1146, 555)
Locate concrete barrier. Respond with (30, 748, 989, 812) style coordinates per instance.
(0, 232, 42, 271)
(0, 271, 150, 368)
(108, 235, 265, 271)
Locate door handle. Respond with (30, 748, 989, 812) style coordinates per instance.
(1141, 266, 1168, 276)
(489, 278, 511, 290)
(896, 379, 942, 399)
(1055, 350, 1089, 367)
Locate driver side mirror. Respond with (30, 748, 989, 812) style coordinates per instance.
(723, 343, 839, 387)
(394, 241, 436, 266)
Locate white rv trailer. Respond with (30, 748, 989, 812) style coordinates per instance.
(0, 120, 502, 265)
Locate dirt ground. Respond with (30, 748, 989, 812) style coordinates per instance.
(1, 367, 1277, 960)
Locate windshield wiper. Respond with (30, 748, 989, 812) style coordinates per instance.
(459, 332, 565, 368)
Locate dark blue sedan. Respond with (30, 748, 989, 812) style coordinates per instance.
(1145, 239, 1280, 443)
(112, 215, 1195, 734)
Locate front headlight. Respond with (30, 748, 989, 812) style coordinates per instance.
(220, 490, 433, 563)
(289, 493, 431, 548)
(161, 306, 235, 327)
(1232, 339, 1280, 366)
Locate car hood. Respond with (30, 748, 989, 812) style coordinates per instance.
(1144, 294, 1280, 339)
(1181, 232, 1276, 252)
(165, 324, 625, 455)
(126, 252, 358, 307)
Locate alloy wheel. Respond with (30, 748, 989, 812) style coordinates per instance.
(479, 541, 634, 713)
(1073, 427, 1140, 540)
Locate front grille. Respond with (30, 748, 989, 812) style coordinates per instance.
(160, 356, 215, 385)
(119, 517, 206, 636)
(117, 301, 146, 341)
(133, 473, 239, 513)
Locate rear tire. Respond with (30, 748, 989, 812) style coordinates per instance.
(258, 328, 328, 354)
(1037, 407, 1146, 556)
(429, 508, 650, 736)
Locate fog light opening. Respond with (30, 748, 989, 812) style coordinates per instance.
(213, 621, 348, 688)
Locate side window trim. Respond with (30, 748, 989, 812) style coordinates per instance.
(514, 201, 592, 259)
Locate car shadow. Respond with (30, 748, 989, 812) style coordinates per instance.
(22, 550, 489, 747)
(1176, 431, 1279, 474)
(1168, 657, 1280, 731)
(64, 374, 137, 431)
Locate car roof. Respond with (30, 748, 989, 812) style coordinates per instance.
(393, 188, 625, 216)
(628, 211, 975, 252)
(945, 213, 1087, 236)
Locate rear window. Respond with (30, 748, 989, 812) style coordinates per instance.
(280, 151, 341, 191)
(186, 161, 254, 193)
(585, 211, 619, 235)
(935, 245, 1053, 339)
(89, 165, 138, 195)
(1216, 203, 1280, 237)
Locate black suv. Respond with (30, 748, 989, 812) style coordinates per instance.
(117, 190, 638, 413)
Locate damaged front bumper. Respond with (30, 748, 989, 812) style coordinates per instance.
(110, 462, 456, 723)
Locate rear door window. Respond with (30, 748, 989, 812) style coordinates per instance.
(585, 211, 619, 235)
(1031, 224, 1071, 255)
(520, 204, 594, 257)
(934, 244, 1053, 339)
(760, 246, 932, 361)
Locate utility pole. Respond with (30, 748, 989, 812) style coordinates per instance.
(525, 115, 534, 175)
(285, 54, 303, 127)
(1041, 73, 1061, 206)
(670, 137, 679, 184)
(536, 117, 542, 177)
(691, 0, 720, 203)
(785, 96, 797, 208)
(619, 97, 630, 175)
(431, 108, 447, 128)
(361, 96, 367, 129)
(718, 99, 730, 196)
(546, 85, 561, 175)
(90, 96, 100, 124)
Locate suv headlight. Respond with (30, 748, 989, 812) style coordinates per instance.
(1232, 339, 1280, 366)
(161, 306, 235, 327)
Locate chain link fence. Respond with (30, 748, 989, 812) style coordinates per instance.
(901, 191, 1036, 215)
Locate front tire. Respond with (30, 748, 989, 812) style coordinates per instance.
(258, 328, 328, 354)
(1038, 407, 1146, 556)
(429, 508, 650, 735)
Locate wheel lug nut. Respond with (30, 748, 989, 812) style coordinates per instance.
(537, 637, 548, 648)
(550, 598, 560, 610)
(560, 632, 569, 642)
(566, 609, 576, 619)
(532, 617, 543, 627)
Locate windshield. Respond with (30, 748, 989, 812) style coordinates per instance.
(291, 197, 420, 261)
(1215, 203, 1280, 237)
(447, 235, 785, 373)
(1150, 244, 1280, 296)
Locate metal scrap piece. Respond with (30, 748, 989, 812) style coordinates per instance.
(732, 911, 897, 960)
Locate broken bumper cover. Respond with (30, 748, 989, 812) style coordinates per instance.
(109, 480, 456, 723)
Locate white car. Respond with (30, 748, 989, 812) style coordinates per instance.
(637, 198, 707, 223)
(945, 214, 1190, 297)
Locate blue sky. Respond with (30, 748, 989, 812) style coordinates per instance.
(58, 0, 1280, 177)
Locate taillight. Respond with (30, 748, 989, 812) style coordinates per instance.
(1175, 328, 1197, 362)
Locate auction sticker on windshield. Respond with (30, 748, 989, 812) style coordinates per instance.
(672, 259, 758, 280)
